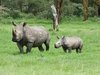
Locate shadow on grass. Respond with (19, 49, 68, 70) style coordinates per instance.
(13, 52, 27, 55)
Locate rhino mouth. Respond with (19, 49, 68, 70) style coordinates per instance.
(54, 44, 59, 48)
(12, 38, 20, 42)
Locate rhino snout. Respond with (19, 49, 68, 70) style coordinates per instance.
(12, 38, 20, 42)
(54, 44, 58, 48)
(12, 38, 17, 42)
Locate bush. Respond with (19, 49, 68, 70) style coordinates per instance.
(88, 7, 96, 17)
(9, 9, 21, 18)
(0, 6, 10, 18)
(62, 1, 83, 17)
(73, 3, 83, 16)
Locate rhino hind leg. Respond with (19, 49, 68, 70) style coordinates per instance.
(78, 45, 83, 53)
(38, 45, 44, 52)
(76, 48, 79, 53)
(45, 43, 49, 51)
(79, 48, 82, 53)
(44, 39, 50, 51)
(68, 48, 72, 53)
(76, 46, 82, 53)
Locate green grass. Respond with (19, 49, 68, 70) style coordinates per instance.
(0, 17, 100, 75)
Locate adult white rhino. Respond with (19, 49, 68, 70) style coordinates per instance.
(12, 22, 50, 54)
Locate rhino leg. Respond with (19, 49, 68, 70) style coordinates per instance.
(79, 48, 82, 53)
(68, 48, 72, 53)
(44, 39, 50, 51)
(76, 48, 79, 53)
(79, 44, 83, 53)
(38, 45, 44, 52)
(45, 43, 49, 51)
(62, 46, 67, 53)
(26, 43, 33, 53)
(17, 43, 24, 54)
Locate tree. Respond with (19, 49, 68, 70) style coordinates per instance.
(94, 0, 100, 16)
(51, 4, 58, 31)
(82, 0, 88, 21)
(0, 0, 2, 5)
(54, 0, 63, 23)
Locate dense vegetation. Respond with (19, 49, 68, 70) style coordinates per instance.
(0, 0, 96, 19)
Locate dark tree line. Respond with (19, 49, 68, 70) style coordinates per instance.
(0, 0, 99, 21)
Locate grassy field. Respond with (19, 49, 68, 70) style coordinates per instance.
(0, 17, 100, 75)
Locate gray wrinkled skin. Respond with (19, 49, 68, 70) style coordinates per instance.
(54, 36, 83, 53)
(12, 22, 50, 54)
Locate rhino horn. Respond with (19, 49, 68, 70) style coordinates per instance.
(12, 22, 16, 26)
(23, 22, 27, 27)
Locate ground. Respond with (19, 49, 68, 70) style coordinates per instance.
(0, 17, 100, 75)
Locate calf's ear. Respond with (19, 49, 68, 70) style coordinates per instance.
(62, 36, 65, 43)
(62, 36, 65, 39)
(23, 22, 27, 27)
(12, 22, 16, 26)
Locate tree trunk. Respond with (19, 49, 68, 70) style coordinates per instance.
(51, 5, 58, 31)
(83, 0, 88, 21)
(0, 0, 2, 5)
(54, 0, 63, 23)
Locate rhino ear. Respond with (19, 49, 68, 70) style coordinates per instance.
(57, 36, 60, 39)
(62, 36, 65, 39)
(62, 36, 65, 43)
(23, 22, 27, 27)
(12, 22, 16, 26)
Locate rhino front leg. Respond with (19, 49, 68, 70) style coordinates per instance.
(17, 43, 24, 54)
(38, 45, 44, 52)
(68, 48, 72, 53)
(62, 46, 67, 53)
(26, 43, 33, 53)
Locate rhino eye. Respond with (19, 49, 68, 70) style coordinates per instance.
(58, 43, 61, 45)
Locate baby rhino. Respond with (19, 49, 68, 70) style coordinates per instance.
(54, 36, 83, 53)
(12, 22, 50, 54)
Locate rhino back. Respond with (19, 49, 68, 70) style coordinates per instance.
(64, 37, 82, 48)
(24, 26, 49, 45)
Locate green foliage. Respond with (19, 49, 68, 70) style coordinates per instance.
(0, 0, 97, 18)
(88, 7, 96, 17)
(0, 6, 10, 18)
(9, 9, 21, 18)
(62, 1, 83, 17)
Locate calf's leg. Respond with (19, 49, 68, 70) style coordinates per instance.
(62, 46, 67, 53)
(68, 48, 72, 53)
(38, 45, 44, 52)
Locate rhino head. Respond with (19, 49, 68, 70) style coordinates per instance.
(12, 22, 26, 42)
(54, 36, 65, 48)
